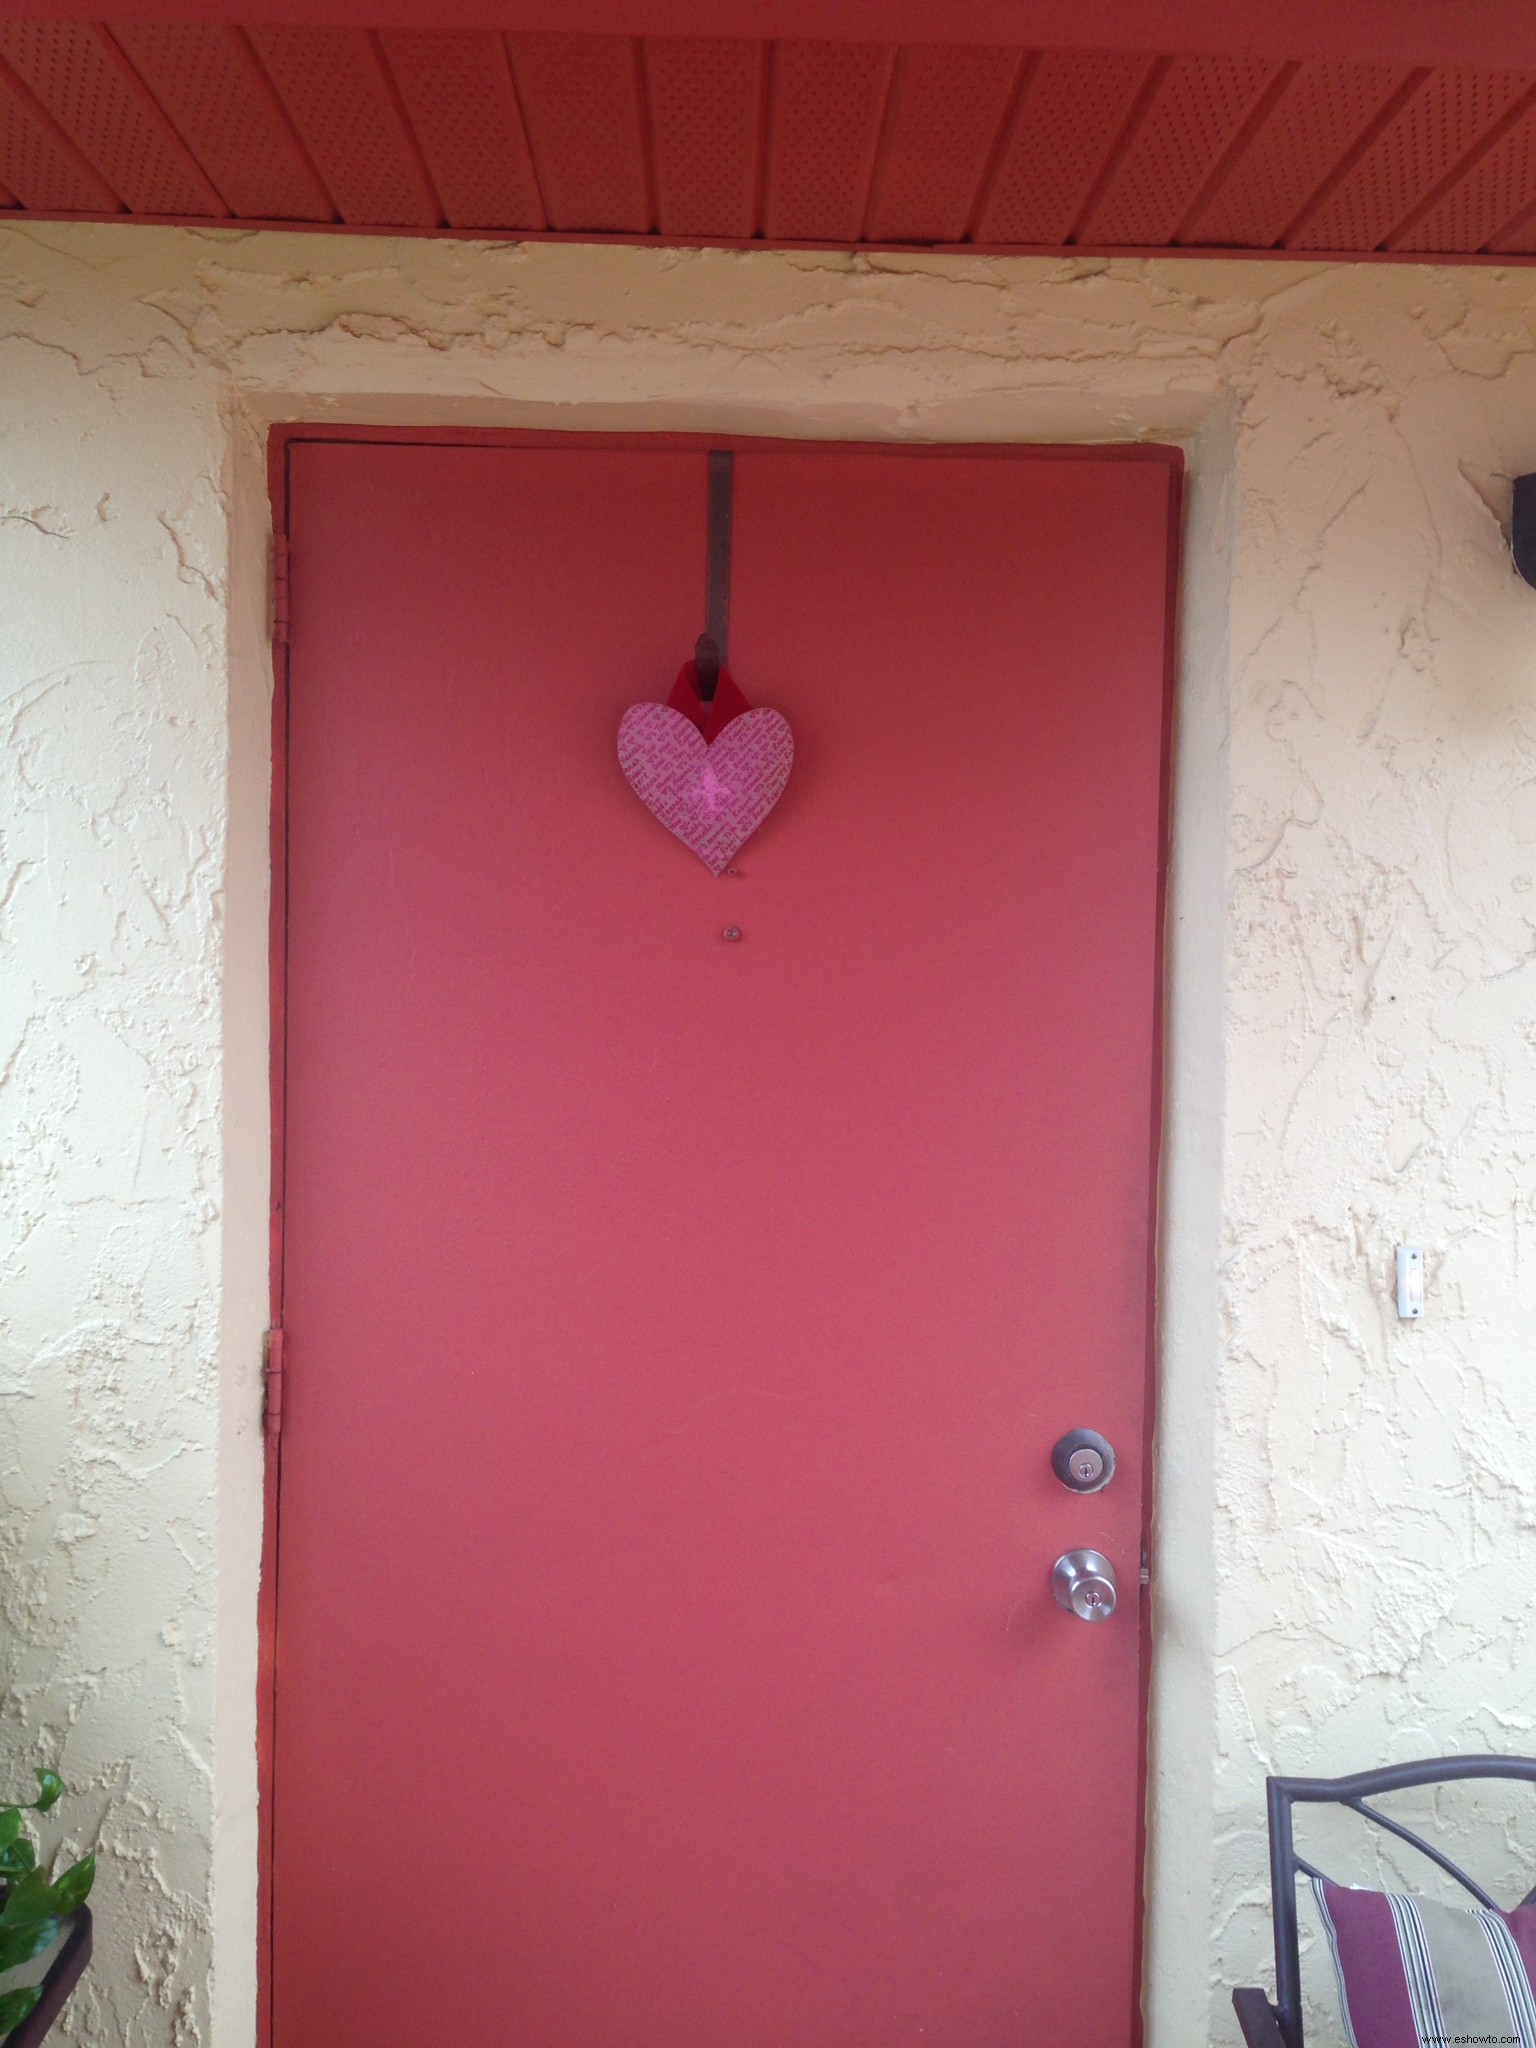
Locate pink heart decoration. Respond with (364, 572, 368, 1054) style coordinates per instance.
(618, 702, 793, 874)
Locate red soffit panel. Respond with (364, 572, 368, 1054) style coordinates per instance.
(4, 3, 1536, 70)
(509, 32, 650, 232)
(382, 29, 543, 229)
(0, 18, 220, 212)
(973, 50, 1154, 244)
(763, 38, 893, 241)
(114, 21, 331, 218)
(865, 43, 1022, 243)
(247, 25, 439, 225)
(1180, 59, 1411, 246)
(1293, 66, 1534, 247)
(1410, 101, 1536, 251)
(0, 59, 120, 208)
(5, 23, 1536, 258)
(645, 36, 762, 238)
(1499, 191, 1536, 252)
(1488, 167, 1536, 251)
(1082, 52, 1282, 244)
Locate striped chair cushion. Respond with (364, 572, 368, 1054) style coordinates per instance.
(1314, 1876, 1536, 2048)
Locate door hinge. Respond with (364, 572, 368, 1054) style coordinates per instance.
(264, 1326, 285, 1439)
(270, 534, 290, 648)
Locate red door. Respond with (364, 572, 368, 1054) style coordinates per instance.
(272, 436, 1176, 2048)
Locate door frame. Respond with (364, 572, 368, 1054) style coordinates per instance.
(260, 423, 1184, 2048)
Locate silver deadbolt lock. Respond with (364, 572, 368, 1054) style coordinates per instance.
(1052, 1549, 1118, 1621)
(1050, 1428, 1116, 1494)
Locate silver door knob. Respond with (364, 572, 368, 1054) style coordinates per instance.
(1051, 1549, 1117, 1621)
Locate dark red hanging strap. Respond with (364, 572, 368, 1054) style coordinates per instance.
(662, 451, 750, 737)
(667, 660, 751, 739)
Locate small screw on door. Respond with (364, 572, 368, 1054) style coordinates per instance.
(1050, 1428, 1116, 1495)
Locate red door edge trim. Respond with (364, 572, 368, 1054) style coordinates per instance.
(258, 423, 292, 2048)
(257, 422, 1184, 2048)
(1130, 455, 1184, 2048)
(266, 422, 1187, 460)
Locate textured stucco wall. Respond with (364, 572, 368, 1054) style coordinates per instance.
(4, 221, 1536, 2046)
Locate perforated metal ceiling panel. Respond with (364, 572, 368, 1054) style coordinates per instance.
(0, 17, 218, 211)
(646, 36, 760, 237)
(114, 21, 330, 217)
(246, 25, 438, 223)
(1179, 60, 1411, 247)
(763, 39, 892, 240)
(1082, 53, 1281, 245)
(973, 51, 1156, 244)
(1397, 95, 1536, 252)
(0, 53, 119, 209)
(382, 29, 543, 228)
(864, 44, 1020, 243)
(1489, 166, 1536, 251)
(509, 32, 649, 231)
(1294, 66, 1533, 249)
(5, 20, 1536, 257)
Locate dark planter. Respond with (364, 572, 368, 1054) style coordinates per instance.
(0, 1909, 91, 2048)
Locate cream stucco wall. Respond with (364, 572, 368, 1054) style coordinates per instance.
(5, 220, 1536, 2046)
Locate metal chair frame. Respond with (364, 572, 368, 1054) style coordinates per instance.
(1233, 1756, 1536, 2048)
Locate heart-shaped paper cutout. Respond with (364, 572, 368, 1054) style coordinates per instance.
(618, 702, 793, 873)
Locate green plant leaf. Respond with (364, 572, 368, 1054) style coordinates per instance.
(0, 1985, 40, 2038)
(0, 1918, 59, 1973)
(0, 1868, 54, 1928)
(31, 1773, 61, 1816)
(0, 1840, 36, 1879)
(0, 1813, 21, 1852)
(48, 1856, 93, 1915)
